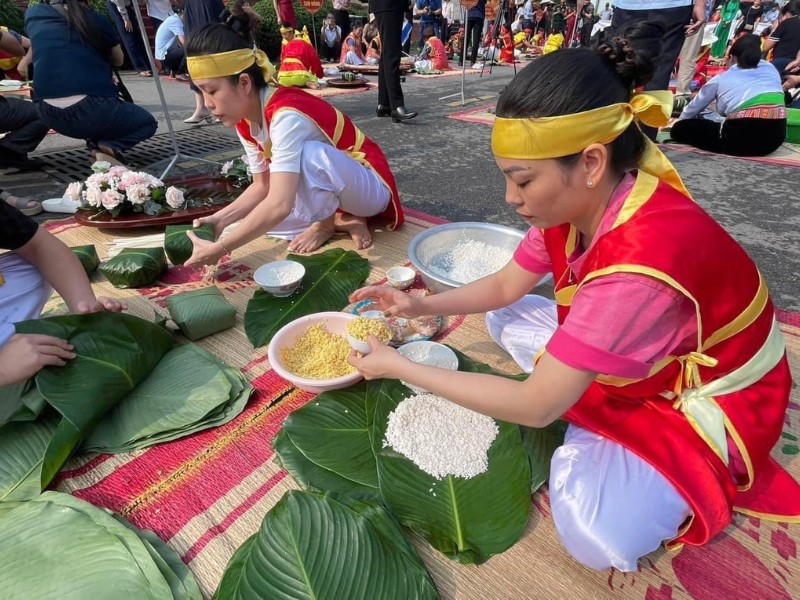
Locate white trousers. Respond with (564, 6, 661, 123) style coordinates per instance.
(268, 141, 391, 240)
(0, 252, 52, 346)
(343, 51, 365, 65)
(486, 295, 692, 571)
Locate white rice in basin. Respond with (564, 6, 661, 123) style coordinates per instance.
(426, 239, 512, 284)
(383, 394, 499, 480)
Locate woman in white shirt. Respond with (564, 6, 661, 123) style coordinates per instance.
(671, 34, 786, 156)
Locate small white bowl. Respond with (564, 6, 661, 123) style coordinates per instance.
(347, 333, 373, 355)
(397, 341, 458, 394)
(254, 260, 305, 297)
(386, 266, 416, 290)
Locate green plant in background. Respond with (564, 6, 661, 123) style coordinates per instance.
(252, 0, 367, 61)
(0, 0, 25, 33)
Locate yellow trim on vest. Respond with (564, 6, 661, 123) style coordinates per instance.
(565, 225, 578, 256)
(554, 283, 577, 307)
(702, 272, 768, 351)
(352, 128, 366, 154)
(596, 355, 678, 387)
(733, 506, 800, 523)
(332, 109, 345, 145)
(611, 171, 660, 230)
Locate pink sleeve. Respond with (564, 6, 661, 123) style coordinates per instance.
(546, 273, 697, 378)
(513, 227, 551, 274)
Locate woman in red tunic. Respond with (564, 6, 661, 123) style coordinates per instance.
(183, 22, 404, 263)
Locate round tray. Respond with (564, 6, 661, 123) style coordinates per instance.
(326, 78, 369, 88)
(73, 175, 239, 229)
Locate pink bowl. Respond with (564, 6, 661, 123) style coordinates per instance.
(267, 312, 364, 393)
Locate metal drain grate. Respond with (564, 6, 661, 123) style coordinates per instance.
(36, 127, 243, 184)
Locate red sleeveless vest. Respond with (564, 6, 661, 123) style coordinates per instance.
(235, 86, 403, 231)
(543, 172, 799, 548)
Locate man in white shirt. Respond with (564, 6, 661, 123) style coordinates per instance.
(599, 3, 613, 20)
(154, 9, 186, 76)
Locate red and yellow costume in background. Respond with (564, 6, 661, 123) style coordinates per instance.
(0, 26, 23, 80)
(446, 27, 464, 57)
(424, 35, 451, 70)
(278, 37, 324, 88)
(493, 91, 800, 550)
(235, 86, 403, 230)
(499, 26, 514, 64)
(339, 31, 364, 63)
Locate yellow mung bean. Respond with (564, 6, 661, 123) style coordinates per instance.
(280, 322, 355, 379)
(346, 317, 392, 343)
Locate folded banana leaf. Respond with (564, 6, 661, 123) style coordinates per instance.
(101, 247, 167, 288)
(0, 491, 201, 599)
(165, 286, 237, 341)
(244, 248, 370, 347)
(71, 244, 100, 276)
(0, 312, 174, 501)
(164, 223, 215, 265)
(83, 344, 252, 454)
(215, 490, 438, 600)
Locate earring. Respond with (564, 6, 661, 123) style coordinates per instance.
(586, 180, 594, 188)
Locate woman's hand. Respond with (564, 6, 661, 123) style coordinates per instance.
(347, 336, 408, 380)
(349, 285, 424, 318)
(193, 214, 226, 239)
(185, 234, 225, 268)
(74, 296, 126, 314)
(0, 334, 76, 385)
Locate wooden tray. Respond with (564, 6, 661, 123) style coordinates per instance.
(326, 78, 369, 88)
(73, 175, 239, 229)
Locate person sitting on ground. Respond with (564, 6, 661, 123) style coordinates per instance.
(0, 28, 49, 177)
(0, 200, 125, 385)
(25, 0, 158, 166)
(183, 21, 404, 261)
(672, 35, 786, 157)
(155, 5, 188, 77)
(363, 20, 381, 65)
(339, 21, 365, 65)
(277, 24, 324, 89)
(415, 25, 450, 71)
(763, 0, 800, 76)
(319, 13, 342, 62)
(446, 25, 464, 59)
(347, 39, 800, 573)
(498, 24, 515, 63)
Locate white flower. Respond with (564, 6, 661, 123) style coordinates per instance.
(108, 166, 128, 177)
(126, 183, 150, 205)
(86, 183, 103, 208)
(221, 160, 234, 176)
(65, 182, 83, 201)
(91, 160, 112, 173)
(101, 188, 124, 210)
(165, 186, 185, 209)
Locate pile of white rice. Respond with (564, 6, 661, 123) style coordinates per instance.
(426, 239, 512, 284)
(383, 394, 499, 480)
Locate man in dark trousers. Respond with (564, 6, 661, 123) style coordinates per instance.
(371, 0, 418, 122)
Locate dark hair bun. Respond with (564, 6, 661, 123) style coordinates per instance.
(596, 35, 654, 90)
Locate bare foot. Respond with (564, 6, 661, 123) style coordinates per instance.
(306, 81, 320, 89)
(334, 213, 372, 250)
(288, 219, 336, 253)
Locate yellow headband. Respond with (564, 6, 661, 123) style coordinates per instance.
(280, 25, 294, 34)
(187, 48, 276, 83)
(492, 91, 688, 197)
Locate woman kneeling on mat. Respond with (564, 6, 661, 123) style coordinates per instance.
(348, 39, 799, 571)
(672, 35, 787, 157)
(182, 20, 403, 266)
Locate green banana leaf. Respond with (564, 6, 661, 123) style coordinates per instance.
(71, 244, 100, 276)
(0, 313, 174, 500)
(244, 248, 370, 347)
(520, 420, 568, 493)
(215, 490, 439, 600)
(274, 380, 383, 503)
(165, 286, 237, 341)
(0, 491, 200, 599)
(83, 344, 252, 454)
(100, 247, 167, 288)
(164, 223, 215, 265)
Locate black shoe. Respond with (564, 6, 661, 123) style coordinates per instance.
(376, 104, 391, 117)
(391, 107, 418, 123)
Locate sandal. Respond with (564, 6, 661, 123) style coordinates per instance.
(0, 189, 43, 216)
(139, 71, 153, 77)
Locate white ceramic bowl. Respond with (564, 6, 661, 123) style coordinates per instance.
(253, 260, 305, 297)
(397, 341, 458, 394)
(346, 333, 373, 355)
(268, 312, 363, 393)
(386, 266, 416, 290)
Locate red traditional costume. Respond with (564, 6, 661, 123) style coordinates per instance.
(339, 32, 364, 63)
(499, 26, 514, 64)
(541, 171, 800, 548)
(0, 27, 22, 80)
(235, 86, 403, 230)
(278, 38, 324, 87)
(424, 35, 451, 70)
